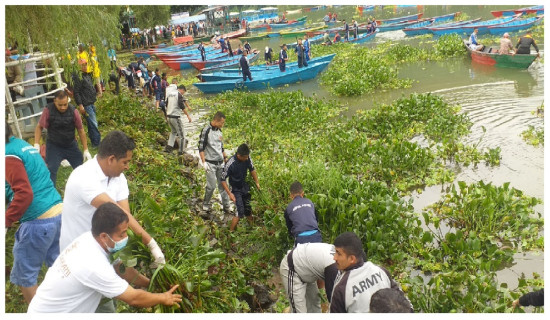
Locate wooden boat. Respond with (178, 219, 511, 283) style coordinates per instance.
(239, 32, 270, 41)
(133, 43, 197, 59)
(193, 29, 247, 44)
(194, 60, 331, 94)
(343, 30, 378, 44)
(156, 47, 221, 62)
(376, 13, 424, 25)
(404, 16, 479, 37)
(402, 12, 461, 36)
(463, 39, 538, 69)
(269, 19, 307, 29)
(199, 51, 262, 73)
(287, 34, 325, 49)
(190, 50, 260, 71)
(163, 52, 231, 70)
(488, 16, 544, 35)
(491, 5, 544, 17)
(199, 54, 337, 81)
(378, 19, 427, 32)
(430, 15, 518, 36)
(172, 35, 194, 45)
(279, 25, 326, 38)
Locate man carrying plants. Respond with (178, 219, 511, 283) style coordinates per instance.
(198, 111, 231, 215)
(330, 232, 410, 313)
(284, 181, 321, 245)
(220, 143, 260, 231)
(59, 130, 166, 312)
(28, 203, 182, 313)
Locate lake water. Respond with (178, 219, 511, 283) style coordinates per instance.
(177, 5, 545, 291)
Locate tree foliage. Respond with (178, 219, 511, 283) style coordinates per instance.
(5, 5, 122, 82)
(129, 5, 171, 29)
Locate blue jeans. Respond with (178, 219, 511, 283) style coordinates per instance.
(10, 214, 62, 287)
(84, 104, 101, 147)
(46, 140, 83, 187)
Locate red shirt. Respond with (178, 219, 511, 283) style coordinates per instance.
(5, 157, 33, 227)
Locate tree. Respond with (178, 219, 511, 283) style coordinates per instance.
(130, 5, 171, 29)
(6, 6, 122, 83)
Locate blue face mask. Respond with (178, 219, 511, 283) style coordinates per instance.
(104, 234, 128, 253)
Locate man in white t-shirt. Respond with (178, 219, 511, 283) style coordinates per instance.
(59, 130, 165, 312)
(28, 203, 181, 313)
(60, 130, 165, 266)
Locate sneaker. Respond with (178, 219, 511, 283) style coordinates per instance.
(163, 146, 173, 153)
(202, 205, 210, 211)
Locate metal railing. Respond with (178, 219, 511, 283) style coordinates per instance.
(5, 52, 66, 139)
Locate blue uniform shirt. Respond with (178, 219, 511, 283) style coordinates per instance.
(221, 155, 255, 189)
(284, 195, 319, 238)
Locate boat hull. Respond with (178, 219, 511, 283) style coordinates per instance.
(199, 54, 336, 81)
(463, 39, 537, 68)
(194, 61, 331, 93)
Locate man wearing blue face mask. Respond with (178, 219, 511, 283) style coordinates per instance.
(28, 203, 182, 313)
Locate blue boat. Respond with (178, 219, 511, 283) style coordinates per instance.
(488, 16, 544, 35)
(269, 19, 307, 29)
(430, 15, 518, 36)
(378, 19, 426, 32)
(194, 61, 331, 94)
(403, 12, 461, 36)
(377, 13, 424, 25)
(491, 5, 544, 17)
(344, 30, 378, 44)
(287, 34, 325, 49)
(199, 54, 337, 81)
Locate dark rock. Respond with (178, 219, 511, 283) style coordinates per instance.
(242, 282, 275, 312)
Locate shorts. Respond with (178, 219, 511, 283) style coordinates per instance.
(10, 214, 62, 287)
(155, 90, 162, 101)
(232, 184, 252, 218)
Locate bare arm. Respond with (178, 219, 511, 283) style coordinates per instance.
(77, 127, 88, 151)
(34, 124, 43, 146)
(221, 180, 235, 203)
(116, 284, 182, 308)
(199, 151, 206, 164)
(251, 170, 260, 190)
(182, 106, 192, 122)
(90, 194, 153, 245)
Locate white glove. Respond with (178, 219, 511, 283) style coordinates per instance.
(83, 149, 92, 162)
(34, 143, 40, 151)
(60, 159, 71, 167)
(202, 162, 209, 171)
(147, 238, 165, 268)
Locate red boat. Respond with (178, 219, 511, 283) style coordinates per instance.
(491, 5, 544, 17)
(173, 35, 194, 45)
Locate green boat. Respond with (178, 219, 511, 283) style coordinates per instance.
(279, 25, 325, 38)
(463, 39, 538, 69)
(239, 32, 269, 41)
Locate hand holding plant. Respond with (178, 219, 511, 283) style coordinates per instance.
(161, 285, 182, 306)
